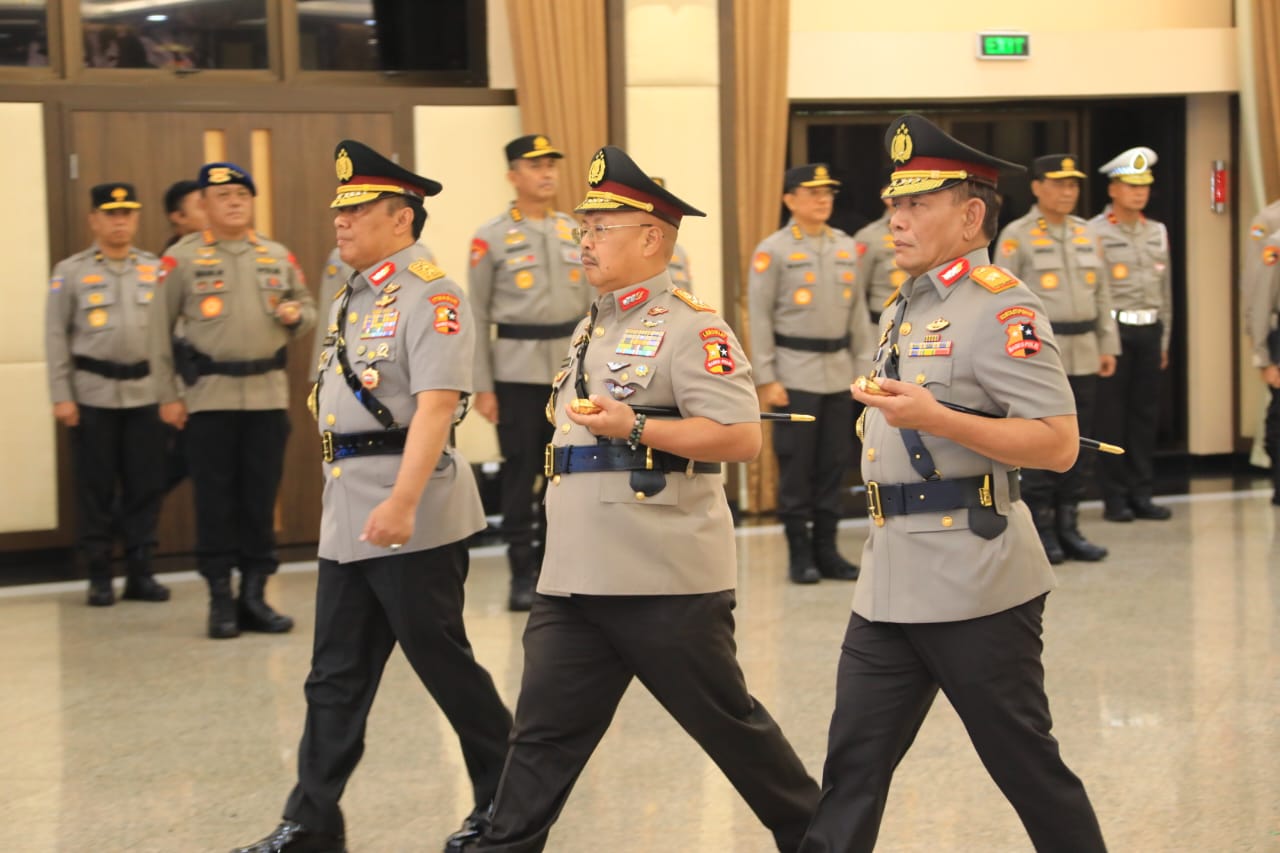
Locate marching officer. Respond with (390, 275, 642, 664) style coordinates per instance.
(1090, 147, 1173, 522)
(468, 134, 590, 611)
(149, 162, 317, 638)
(45, 182, 170, 606)
(1245, 226, 1280, 505)
(652, 177, 694, 289)
(852, 197, 907, 324)
(801, 114, 1106, 853)
(748, 163, 874, 584)
(232, 141, 512, 853)
(446, 145, 820, 853)
(996, 154, 1119, 563)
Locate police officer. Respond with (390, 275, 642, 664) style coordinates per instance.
(800, 115, 1106, 853)
(469, 134, 590, 611)
(1245, 227, 1280, 505)
(232, 141, 513, 853)
(45, 183, 170, 606)
(446, 146, 820, 853)
(803, 114, 1105, 850)
(748, 164, 874, 584)
(162, 179, 207, 251)
(996, 154, 1119, 563)
(1091, 147, 1173, 522)
(149, 162, 317, 638)
(852, 197, 907, 324)
(1241, 198, 1280, 309)
(651, 177, 694, 289)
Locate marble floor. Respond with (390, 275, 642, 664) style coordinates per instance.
(1, 488, 1277, 853)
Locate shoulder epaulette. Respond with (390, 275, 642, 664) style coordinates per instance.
(671, 287, 716, 312)
(408, 259, 446, 283)
(970, 265, 1018, 293)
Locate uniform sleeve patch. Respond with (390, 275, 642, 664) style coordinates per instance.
(855, 242, 868, 258)
(158, 255, 178, 283)
(699, 328, 735, 375)
(752, 251, 771, 273)
(409, 259, 446, 283)
(996, 306, 1036, 324)
(287, 251, 306, 285)
(970, 265, 1017, 293)
(1251, 224, 1267, 240)
(672, 287, 716, 312)
(50, 275, 63, 291)
(429, 293, 460, 335)
(1263, 245, 1279, 267)
(1004, 321, 1042, 358)
(999, 239, 1019, 257)
(470, 238, 489, 268)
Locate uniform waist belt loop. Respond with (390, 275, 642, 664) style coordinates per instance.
(1051, 320, 1095, 335)
(496, 319, 581, 340)
(773, 333, 851, 353)
(1111, 309, 1159, 326)
(549, 443, 720, 476)
(72, 355, 150, 380)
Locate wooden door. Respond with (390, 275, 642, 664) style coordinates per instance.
(65, 110, 395, 555)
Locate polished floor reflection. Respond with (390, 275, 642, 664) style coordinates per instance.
(1, 488, 1277, 853)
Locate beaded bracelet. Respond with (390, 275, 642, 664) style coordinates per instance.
(627, 412, 647, 450)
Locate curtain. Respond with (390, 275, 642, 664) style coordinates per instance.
(506, 0, 610, 214)
(1253, 0, 1280, 200)
(733, 0, 790, 514)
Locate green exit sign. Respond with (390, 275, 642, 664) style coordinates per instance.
(977, 31, 1031, 60)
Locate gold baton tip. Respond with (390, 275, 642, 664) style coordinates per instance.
(789, 413, 817, 422)
(1097, 442, 1125, 455)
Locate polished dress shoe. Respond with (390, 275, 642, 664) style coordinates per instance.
(230, 820, 346, 853)
(208, 577, 240, 639)
(122, 574, 171, 602)
(1102, 498, 1135, 523)
(1130, 497, 1172, 520)
(443, 810, 487, 852)
(87, 577, 115, 607)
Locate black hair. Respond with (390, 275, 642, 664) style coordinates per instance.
(163, 180, 202, 215)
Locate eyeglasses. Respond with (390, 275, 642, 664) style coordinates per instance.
(572, 222, 658, 245)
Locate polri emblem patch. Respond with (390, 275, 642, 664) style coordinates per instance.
(430, 293, 460, 335)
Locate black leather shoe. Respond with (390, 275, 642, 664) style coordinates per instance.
(208, 577, 240, 639)
(508, 576, 535, 612)
(122, 574, 171, 602)
(230, 820, 346, 853)
(443, 811, 487, 852)
(238, 574, 295, 633)
(87, 577, 115, 607)
(1130, 497, 1172, 520)
(1102, 498, 1135, 523)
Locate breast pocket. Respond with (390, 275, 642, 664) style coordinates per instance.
(504, 254, 540, 290)
(901, 354, 953, 392)
(257, 269, 288, 314)
(601, 362, 658, 404)
(783, 263, 818, 306)
(189, 280, 231, 323)
(78, 286, 118, 333)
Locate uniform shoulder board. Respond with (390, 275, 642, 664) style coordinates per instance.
(970, 266, 1018, 293)
(408, 259, 446, 283)
(671, 287, 716, 312)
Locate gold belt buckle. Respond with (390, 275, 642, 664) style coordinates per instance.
(321, 431, 335, 464)
(645, 446, 654, 470)
(979, 474, 993, 508)
(866, 481, 884, 527)
(544, 443, 554, 478)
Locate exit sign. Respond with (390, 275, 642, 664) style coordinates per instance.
(977, 31, 1031, 60)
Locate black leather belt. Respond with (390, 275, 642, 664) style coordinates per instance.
(1052, 320, 1095, 335)
(865, 471, 1021, 525)
(193, 346, 286, 377)
(73, 355, 149, 380)
(546, 443, 720, 477)
(774, 333, 851, 353)
(321, 428, 408, 463)
(497, 319, 581, 340)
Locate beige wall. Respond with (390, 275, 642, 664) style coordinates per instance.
(624, 0, 725, 314)
(791, 0, 1233, 30)
(414, 104, 522, 464)
(487, 0, 516, 90)
(2, 103, 57, 533)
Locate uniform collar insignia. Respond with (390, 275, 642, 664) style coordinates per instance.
(617, 286, 650, 311)
(935, 257, 971, 287)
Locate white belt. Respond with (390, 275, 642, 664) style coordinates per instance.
(1112, 309, 1159, 326)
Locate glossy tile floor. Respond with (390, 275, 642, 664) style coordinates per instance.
(2, 487, 1278, 853)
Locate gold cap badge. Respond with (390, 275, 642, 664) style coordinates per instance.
(1062, 157, 1075, 171)
(533, 135, 549, 151)
(336, 148, 354, 182)
(588, 150, 607, 186)
(814, 165, 829, 180)
(111, 187, 127, 201)
(890, 124, 913, 163)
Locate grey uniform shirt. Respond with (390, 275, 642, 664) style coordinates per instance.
(852, 212, 907, 317)
(469, 206, 591, 391)
(854, 249, 1076, 623)
(1241, 202, 1280, 366)
(1245, 227, 1280, 368)
(1089, 207, 1173, 352)
(668, 243, 693, 290)
(996, 206, 1120, 376)
(748, 220, 875, 393)
(150, 230, 317, 412)
(45, 244, 160, 408)
(540, 274, 759, 596)
(315, 245, 486, 563)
